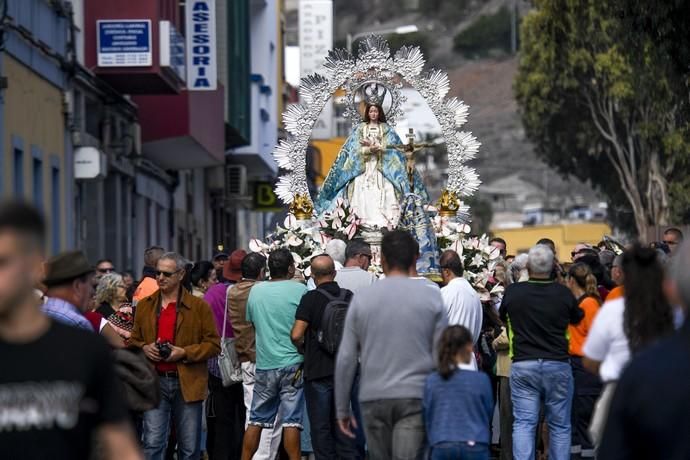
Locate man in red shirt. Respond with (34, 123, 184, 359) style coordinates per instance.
(130, 252, 220, 460)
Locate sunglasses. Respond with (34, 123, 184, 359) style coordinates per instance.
(358, 253, 373, 260)
(662, 240, 678, 245)
(156, 269, 181, 278)
(97, 267, 115, 274)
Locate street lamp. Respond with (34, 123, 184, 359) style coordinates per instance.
(346, 24, 419, 54)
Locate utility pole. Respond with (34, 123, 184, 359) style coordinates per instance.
(510, 0, 517, 54)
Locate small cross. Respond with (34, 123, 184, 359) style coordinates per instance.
(390, 128, 433, 193)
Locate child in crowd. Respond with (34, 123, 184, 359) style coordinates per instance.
(423, 325, 494, 460)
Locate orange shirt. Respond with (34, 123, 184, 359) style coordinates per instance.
(606, 285, 624, 301)
(569, 296, 601, 357)
(133, 277, 159, 303)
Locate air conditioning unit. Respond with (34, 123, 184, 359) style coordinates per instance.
(226, 164, 248, 196)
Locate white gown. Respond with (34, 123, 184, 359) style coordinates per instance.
(347, 123, 400, 228)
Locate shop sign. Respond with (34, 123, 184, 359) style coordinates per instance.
(186, 0, 217, 90)
(97, 20, 152, 67)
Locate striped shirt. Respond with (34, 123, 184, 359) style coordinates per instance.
(43, 297, 94, 332)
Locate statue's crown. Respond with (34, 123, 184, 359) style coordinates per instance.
(363, 82, 387, 106)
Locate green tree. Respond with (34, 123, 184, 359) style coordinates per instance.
(514, 0, 690, 237)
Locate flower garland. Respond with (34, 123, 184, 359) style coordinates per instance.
(249, 200, 503, 291)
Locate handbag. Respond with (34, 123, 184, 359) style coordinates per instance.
(218, 284, 242, 386)
(589, 381, 618, 448)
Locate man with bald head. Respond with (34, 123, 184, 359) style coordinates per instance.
(291, 255, 358, 458)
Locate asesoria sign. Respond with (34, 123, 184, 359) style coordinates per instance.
(186, 0, 217, 90)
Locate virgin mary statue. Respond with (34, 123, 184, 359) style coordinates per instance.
(315, 104, 429, 227)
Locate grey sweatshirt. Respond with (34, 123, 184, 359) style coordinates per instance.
(335, 276, 448, 418)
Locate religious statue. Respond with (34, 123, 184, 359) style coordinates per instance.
(315, 103, 430, 228)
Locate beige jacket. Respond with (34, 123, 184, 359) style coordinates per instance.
(228, 279, 259, 363)
(493, 326, 512, 378)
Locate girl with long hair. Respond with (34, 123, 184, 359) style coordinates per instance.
(583, 244, 674, 446)
(423, 325, 494, 460)
(566, 263, 602, 459)
(622, 244, 674, 353)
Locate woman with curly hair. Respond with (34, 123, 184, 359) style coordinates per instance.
(94, 273, 134, 340)
(423, 325, 494, 460)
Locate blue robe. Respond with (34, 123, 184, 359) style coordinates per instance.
(315, 123, 430, 215)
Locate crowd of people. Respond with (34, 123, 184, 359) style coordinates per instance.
(1, 199, 689, 460)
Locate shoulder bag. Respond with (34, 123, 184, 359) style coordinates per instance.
(218, 284, 242, 386)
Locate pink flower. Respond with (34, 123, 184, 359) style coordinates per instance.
(344, 222, 358, 239)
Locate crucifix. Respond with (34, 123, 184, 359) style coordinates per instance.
(390, 128, 433, 193)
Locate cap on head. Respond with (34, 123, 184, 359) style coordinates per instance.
(43, 251, 94, 287)
(213, 251, 229, 261)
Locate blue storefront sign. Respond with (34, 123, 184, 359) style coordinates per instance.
(97, 20, 152, 67)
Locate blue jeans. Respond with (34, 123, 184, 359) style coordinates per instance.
(305, 378, 360, 459)
(430, 442, 489, 460)
(143, 376, 203, 460)
(511, 360, 573, 460)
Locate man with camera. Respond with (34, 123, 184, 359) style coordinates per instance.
(130, 252, 220, 460)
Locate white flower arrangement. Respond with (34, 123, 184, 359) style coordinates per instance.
(317, 198, 363, 241)
(249, 215, 326, 271)
(249, 209, 502, 291)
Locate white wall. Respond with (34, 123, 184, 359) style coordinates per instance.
(234, 0, 278, 163)
(69, 0, 85, 65)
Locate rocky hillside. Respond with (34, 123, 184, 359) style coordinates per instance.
(333, 0, 598, 213)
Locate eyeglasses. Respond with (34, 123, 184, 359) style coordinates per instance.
(156, 269, 181, 278)
(97, 267, 115, 274)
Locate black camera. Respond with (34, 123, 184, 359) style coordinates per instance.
(157, 341, 172, 360)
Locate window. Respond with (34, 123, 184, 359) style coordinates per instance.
(51, 165, 61, 254)
(13, 148, 23, 197)
(33, 158, 43, 211)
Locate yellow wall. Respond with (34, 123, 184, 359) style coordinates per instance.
(492, 222, 612, 262)
(3, 55, 67, 251)
(312, 137, 346, 185)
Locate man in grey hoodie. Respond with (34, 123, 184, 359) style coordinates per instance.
(335, 230, 447, 459)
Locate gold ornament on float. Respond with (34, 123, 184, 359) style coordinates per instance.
(289, 193, 315, 220)
(437, 189, 461, 217)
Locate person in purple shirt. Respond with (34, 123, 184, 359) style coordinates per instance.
(203, 255, 245, 459)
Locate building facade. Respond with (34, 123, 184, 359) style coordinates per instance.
(0, 0, 74, 254)
(224, 0, 282, 250)
(0, 0, 285, 269)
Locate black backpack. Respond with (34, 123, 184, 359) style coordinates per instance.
(315, 288, 353, 355)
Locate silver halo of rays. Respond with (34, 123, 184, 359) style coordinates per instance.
(274, 35, 481, 216)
